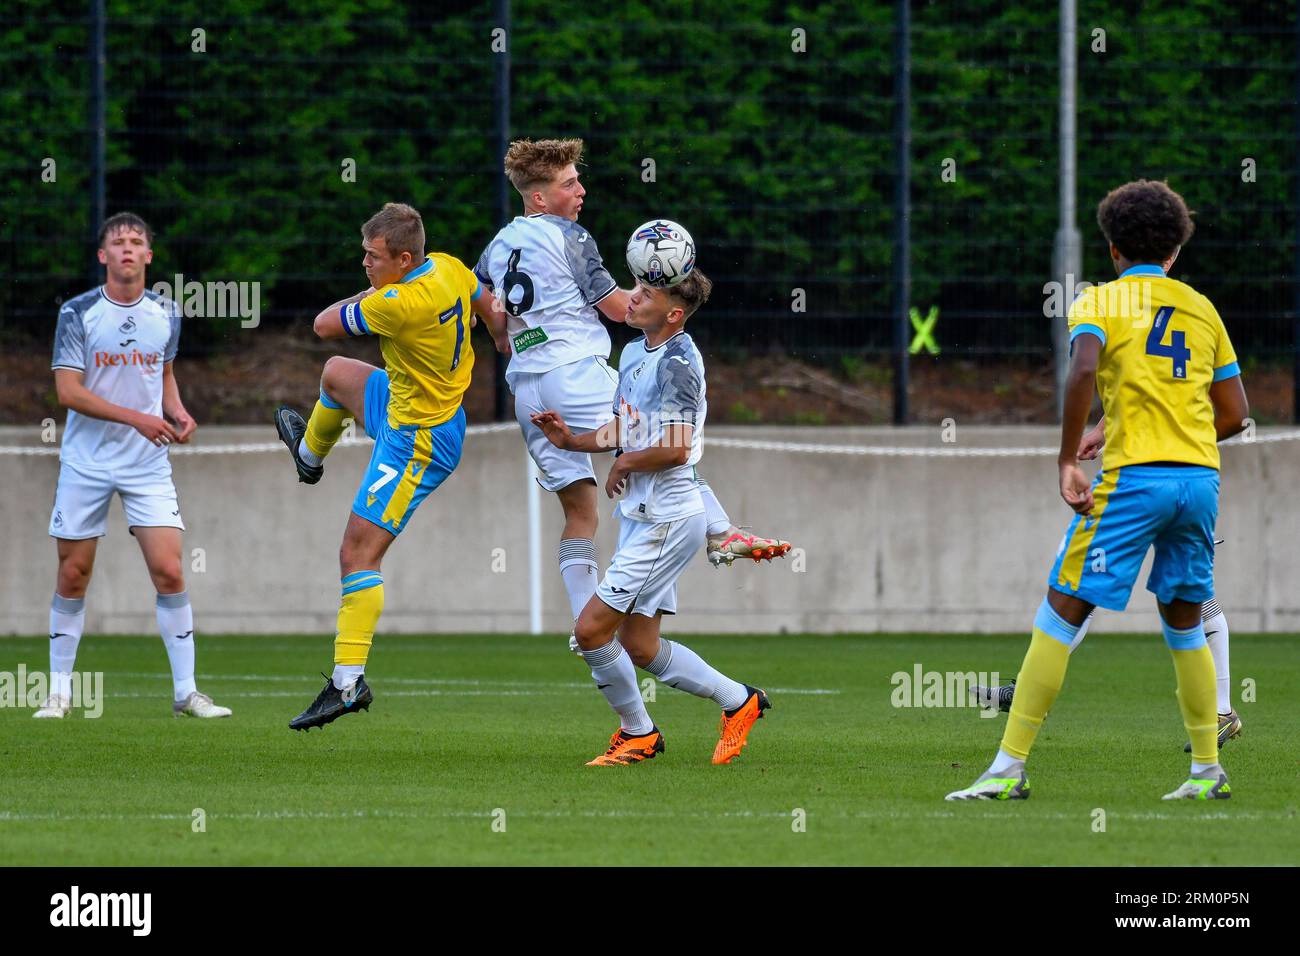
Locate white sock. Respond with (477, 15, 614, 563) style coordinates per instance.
(297, 437, 323, 467)
(49, 593, 86, 699)
(332, 664, 364, 690)
(558, 538, 599, 621)
(988, 749, 1023, 774)
(580, 639, 653, 734)
(1202, 602, 1231, 713)
(696, 479, 732, 537)
(1191, 760, 1218, 774)
(1068, 610, 1093, 653)
(156, 591, 197, 701)
(642, 638, 748, 711)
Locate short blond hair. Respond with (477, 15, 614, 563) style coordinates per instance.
(504, 138, 584, 194)
(666, 269, 712, 319)
(361, 202, 425, 260)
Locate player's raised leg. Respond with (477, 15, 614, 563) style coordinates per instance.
(697, 477, 792, 566)
(572, 596, 663, 766)
(135, 526, 231, 717)
(275, 355, 376, 484)
(37, 537, 98, 718)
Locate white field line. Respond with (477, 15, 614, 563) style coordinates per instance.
(0, 808, 1283, 824)
(111, 672, 840, 695)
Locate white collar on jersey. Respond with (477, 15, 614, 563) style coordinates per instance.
(100, 286, 146, 308)
(642, 330, 687, 353)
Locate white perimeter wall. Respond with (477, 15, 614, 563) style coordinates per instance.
(1, 425, 1296, 635)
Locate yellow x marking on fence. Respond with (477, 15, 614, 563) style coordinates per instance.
(909, 306, 940, 355)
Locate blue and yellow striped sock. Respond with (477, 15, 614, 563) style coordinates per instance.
(304, 389, 347, 462)
(1001, 598, 1078, 761)
(335, 571, 383, 668)
(1164, 620, 1217, 765)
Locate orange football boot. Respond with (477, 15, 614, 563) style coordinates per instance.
(707, 528, 793, 566)
(712, 686, 772, 764)
(586, 727, 666, 766)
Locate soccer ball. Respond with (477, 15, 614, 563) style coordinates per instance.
(626, 220, 696, 288)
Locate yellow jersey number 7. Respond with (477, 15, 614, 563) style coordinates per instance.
(440, 299, 465, 371)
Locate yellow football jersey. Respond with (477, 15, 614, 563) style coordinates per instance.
(343, 253, 478, 426)
(1067, 264, 1239, 470)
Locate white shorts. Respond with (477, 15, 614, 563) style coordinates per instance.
(596, 511, 706, 618)
(49, 459, 184, 540)
(513, 355, 619, 492)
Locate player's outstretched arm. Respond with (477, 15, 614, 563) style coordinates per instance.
(470, 290, 511, 354)
(1058, 334, 1100, 514)
(603, 424, 693, 499)
(313, 289, 375, 339)
(595, 288, 632, 324)
(53, 368, 179, 446)
(161, 361, 197, 443)
(530, 411, 618, 454)
(1210, 375, 1249, 442)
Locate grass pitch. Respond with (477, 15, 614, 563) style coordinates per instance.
(0, 632, 1294, 866)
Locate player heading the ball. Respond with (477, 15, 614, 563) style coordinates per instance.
(531, 270, 771, 766)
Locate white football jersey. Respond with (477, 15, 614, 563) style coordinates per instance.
(475, 214, 618, 388)
(51, 287, 181, 472)
(613, 331, 706, 523)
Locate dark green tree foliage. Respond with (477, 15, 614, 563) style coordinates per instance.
(1, 0, 1293, 360)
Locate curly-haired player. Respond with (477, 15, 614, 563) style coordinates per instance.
(948, 180, 1249, 801)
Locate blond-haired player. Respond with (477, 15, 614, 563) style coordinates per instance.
(474, 138, 790, 644)
(275, 203, 502, 730)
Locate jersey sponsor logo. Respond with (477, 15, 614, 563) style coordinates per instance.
(119, 338, 137, 347)
(511, 327, 549, 353)
(94, 348, 162, 369)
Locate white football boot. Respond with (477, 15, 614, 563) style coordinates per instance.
(173, 691, 232, 718)
(33, 694, 72, 719)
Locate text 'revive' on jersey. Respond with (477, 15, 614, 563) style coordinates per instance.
(52, 287, 180, 472)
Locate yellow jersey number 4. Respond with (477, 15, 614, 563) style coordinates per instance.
(1146, 306, 1190, 379)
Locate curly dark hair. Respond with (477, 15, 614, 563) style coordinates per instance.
(1096, 180, 1194, 263)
